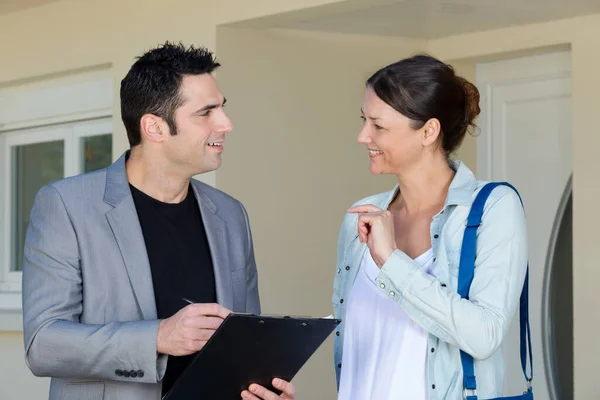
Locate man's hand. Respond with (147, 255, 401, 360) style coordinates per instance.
(156, 303, 231, 356)
(347, 204, 398, 268)
(241, 378, 296, 400)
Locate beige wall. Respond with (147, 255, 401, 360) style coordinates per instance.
(0, 0, 218, 157)
(0, 0, 217, 397)
(1, 0, 600, 398)
(564, 24, 599, 400)
(215, 27, 424, 399)
(0, 1, 411, 398)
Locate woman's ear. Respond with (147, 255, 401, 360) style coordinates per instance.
(421, 118, 441, 147)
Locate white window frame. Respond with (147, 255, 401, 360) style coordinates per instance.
(0, 69, 112, 318)
(1, 119, 112, 295)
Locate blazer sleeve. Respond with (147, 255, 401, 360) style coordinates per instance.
(22, 184, 167, 383)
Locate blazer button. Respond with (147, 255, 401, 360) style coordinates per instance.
(130, 370, 138, 378)
(115, 369, 123, 377)
(137, 370, 144, 378)
(123, 370, 131, 378)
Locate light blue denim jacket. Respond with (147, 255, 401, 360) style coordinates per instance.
(332, 161, 528, 400)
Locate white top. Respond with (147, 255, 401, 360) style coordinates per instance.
(338, 247, 435, 400)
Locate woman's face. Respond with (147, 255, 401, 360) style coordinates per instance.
(357, 86, 427, 176)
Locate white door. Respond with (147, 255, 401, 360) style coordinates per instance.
(476, 51, 572, 400)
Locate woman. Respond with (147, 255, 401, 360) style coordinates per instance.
(332, 55, 528, 399)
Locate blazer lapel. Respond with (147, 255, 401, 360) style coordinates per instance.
(104, 152, 157, 320)
(191, 182, 234, 310)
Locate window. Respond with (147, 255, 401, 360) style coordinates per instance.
(0, 69, 112, 321)
(1, 119, 112, 292)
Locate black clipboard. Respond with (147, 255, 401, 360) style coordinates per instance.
(162, 313, 341, 400)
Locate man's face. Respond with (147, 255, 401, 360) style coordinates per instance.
(163, 74, 232, 176)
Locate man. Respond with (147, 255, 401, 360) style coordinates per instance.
(22, 42, 295, 400)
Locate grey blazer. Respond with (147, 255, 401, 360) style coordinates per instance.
(22, 151, 260, 400)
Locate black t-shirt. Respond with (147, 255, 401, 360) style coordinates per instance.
(130, 183, 216, 396)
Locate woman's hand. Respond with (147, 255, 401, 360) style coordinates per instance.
(241, 378, 296, 400)
(347, 204, 398, 268)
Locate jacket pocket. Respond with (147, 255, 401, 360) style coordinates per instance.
(59, 382, 105, 400)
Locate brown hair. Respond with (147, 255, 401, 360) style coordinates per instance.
(366, 54, 480, 156)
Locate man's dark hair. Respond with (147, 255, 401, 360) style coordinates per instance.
(120, 41, 221, 147)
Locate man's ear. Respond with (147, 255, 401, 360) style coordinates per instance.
(140, 114, 168, 144)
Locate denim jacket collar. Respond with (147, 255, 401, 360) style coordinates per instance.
(378, 160, 477, 211)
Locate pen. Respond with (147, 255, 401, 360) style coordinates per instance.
(182, 297, 196, 305)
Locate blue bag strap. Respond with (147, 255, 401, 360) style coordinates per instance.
(457, 182, 533, 399)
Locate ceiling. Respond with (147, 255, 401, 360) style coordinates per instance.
(231, 0, 600, 39)
(0, 0, 59, 15)
(3, 0, 600, 38)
